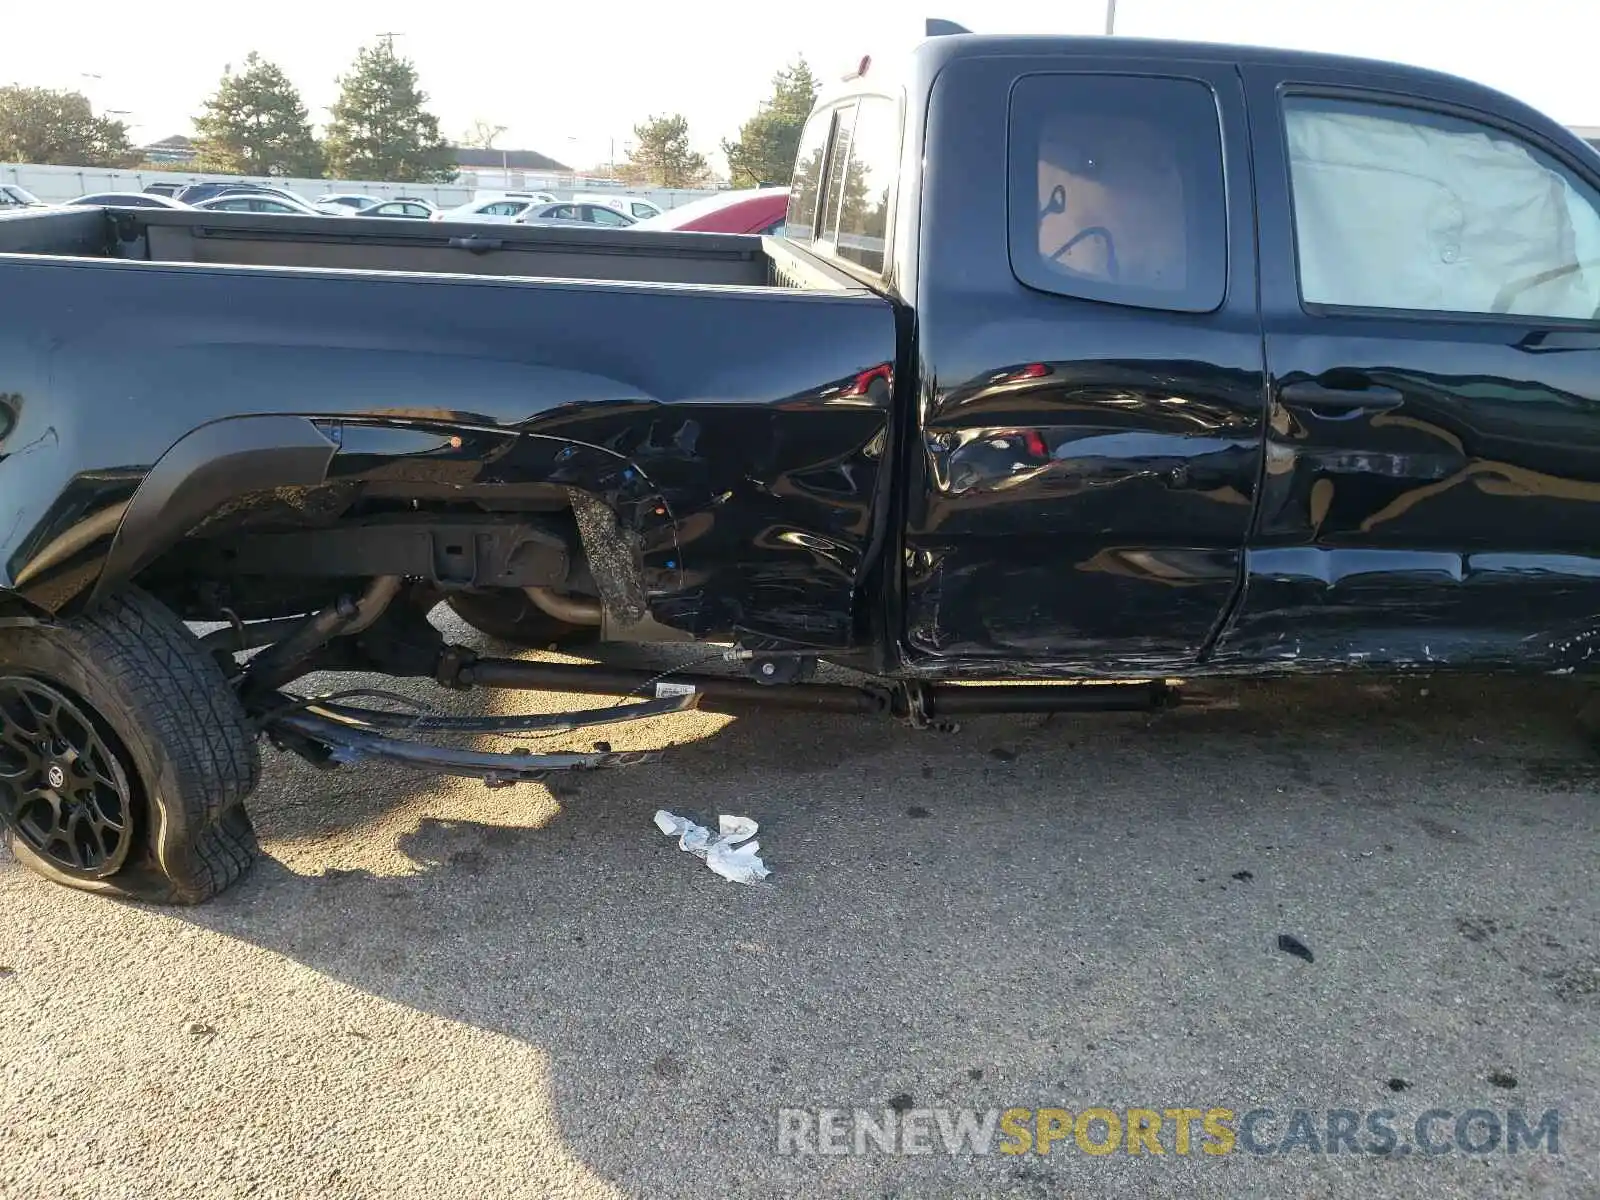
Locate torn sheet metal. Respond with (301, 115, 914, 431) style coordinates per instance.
(654, 810, 771, 885)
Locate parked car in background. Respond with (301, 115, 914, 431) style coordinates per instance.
(0, 184, 44, 208)
(192, 192, 324, 216)
(630, 187, 789, 234)
(314, 193, 383, 216)
(515, 202, 637, 227)
(142, 182, 185, 198)
(575, 193, 664, 221)
(354, 199, 437, 220)
(176, 182, 307, 207)
(66, 192, 190, 209)
(431, 192, 556, 223)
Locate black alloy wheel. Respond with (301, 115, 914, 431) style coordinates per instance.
(0, 675, 136, 878)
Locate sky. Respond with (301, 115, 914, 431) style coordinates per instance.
(3, 0, 1595, 173)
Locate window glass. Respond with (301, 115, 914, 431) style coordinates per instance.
(591, 207, 630, 225)
(785, 107, 835, 243)
(1008, 74, 1227, 312)
(830, 95, 898, 275)
(630, 202, 656, 218)
(819, 102, 858, 246)
(1284, 96, 1600, 321)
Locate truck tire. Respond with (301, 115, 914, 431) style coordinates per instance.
(445, 589, 598, 650)
(0, 588, 262, 904)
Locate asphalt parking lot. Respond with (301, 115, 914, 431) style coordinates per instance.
(2, 617, 1597, 1199)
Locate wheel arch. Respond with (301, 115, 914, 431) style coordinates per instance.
(74, 414, 682, 630)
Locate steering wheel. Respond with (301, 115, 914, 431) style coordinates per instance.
(1039, 184, 1120, 282)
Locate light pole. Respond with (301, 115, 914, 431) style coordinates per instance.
(1105, 0, 1117, 35)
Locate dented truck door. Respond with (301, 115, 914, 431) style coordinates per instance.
(1213, 63, 1600, 671)
(901, 53, 1265, 676)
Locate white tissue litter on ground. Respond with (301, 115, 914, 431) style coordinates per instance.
(653, 810, 771, 885)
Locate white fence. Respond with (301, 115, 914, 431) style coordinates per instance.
(1, 161, 719, 211)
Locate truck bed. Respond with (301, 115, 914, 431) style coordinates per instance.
(0, 206, 855, 290)
(0, 203, 901, 654)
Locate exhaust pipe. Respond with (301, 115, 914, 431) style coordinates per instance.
(524, 586, 603, 626)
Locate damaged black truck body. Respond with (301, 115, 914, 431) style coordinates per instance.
(4, 29, 1600, 901)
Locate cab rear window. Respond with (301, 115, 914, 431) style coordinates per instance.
(785, 110, 833, 243)
(818, 102, 859, 250)
(785, 95, 900, 276)
(823, 95, 898, 276)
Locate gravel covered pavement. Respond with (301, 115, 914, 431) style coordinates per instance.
(2, 625, 1597, 1199)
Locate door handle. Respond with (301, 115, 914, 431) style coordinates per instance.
(1279, 381, 1404, 413)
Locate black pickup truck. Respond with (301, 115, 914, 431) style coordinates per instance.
(3, 27, 1600, 902)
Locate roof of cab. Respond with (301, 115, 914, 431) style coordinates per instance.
(813, 32, 1573, 155)
(909, 31, 1494, 84)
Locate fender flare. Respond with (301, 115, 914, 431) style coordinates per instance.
(89, 415, 338, 606)
(84, 414, 684, 616)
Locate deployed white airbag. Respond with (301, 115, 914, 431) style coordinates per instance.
(1285, 104, 1600, 319)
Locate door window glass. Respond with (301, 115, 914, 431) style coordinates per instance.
(1284, 96, 1600, 320)
(1008, 74, 1228, 312)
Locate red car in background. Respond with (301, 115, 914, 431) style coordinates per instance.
(631, 187, 790, 235)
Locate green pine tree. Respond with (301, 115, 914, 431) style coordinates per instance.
(193, 53, 323, 177)
(722, 59, 819, 187)
(623, 114, 710, 188)
(323, 41, 455, 183)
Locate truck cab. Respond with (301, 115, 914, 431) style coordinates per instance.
(787, 31, 1600, 677)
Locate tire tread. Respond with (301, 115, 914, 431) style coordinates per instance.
(3, 588, 262, 904)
